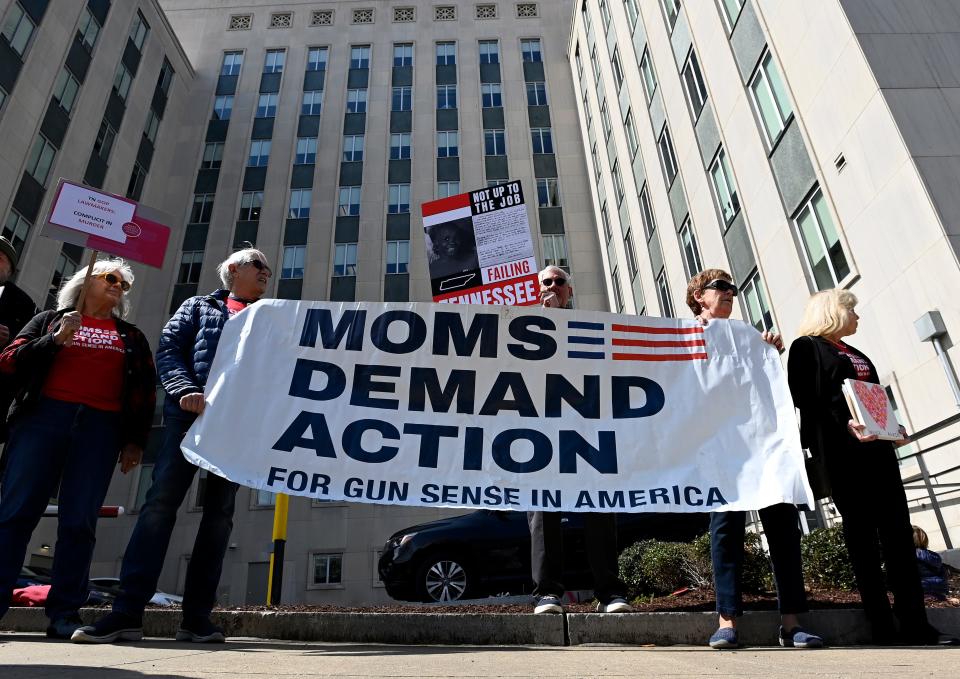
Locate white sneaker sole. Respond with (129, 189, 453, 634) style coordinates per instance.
(533, 603, 563, 615)
(599, 602, 633, 613)
(175, 629, 226, 643)
(71, 628, 143, 644)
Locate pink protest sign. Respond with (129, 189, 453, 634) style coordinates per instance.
(41, 179, 172, 268)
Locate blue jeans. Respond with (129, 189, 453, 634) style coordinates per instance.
(113, 415, 238, 620)
(710, 503, 808, 617)
(0, 398, 121, 621)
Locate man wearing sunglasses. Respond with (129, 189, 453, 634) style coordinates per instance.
(527, 266, 633, 615)
(74, 248, 273, 646)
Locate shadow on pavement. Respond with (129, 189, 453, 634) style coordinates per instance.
(0, 667, 188, 679)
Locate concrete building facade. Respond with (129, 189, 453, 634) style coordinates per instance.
(570, 0, 960, 548)
(8, 1, 606, 606)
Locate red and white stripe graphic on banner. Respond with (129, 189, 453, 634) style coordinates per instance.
(422, 193, 471, 227)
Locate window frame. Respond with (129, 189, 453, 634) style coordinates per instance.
(639, 48, 657, 104)
(521, 38, 542, 63)
(392, 86, 413, 112)
(248, 139, 271, 167)
(201, 142, 224, 170)
(479, 40, 500, 64)
(307, 46, 328, 72)
(390, 133, 411, 160)
(281, 244, 306, 279)
(238, 191, 263, 221)
(393, 43, 413, 67)
(484, 128, 506, 156)
(436, 41, 456, 66)
(295, 136, 318, 165)
(346, 88, 368, 113)
(526, 81, 548, 106)
(350, 45, 371, 69)
(302, 89, 323, 116)
(481, 83, 503, 108)
(1, 2, 36, 58)
(657, 126, 679, 186)
(263, 49, 286, 74)
(256, 92, 278, 118)
(531, 127, 554, 154)
(342, 134, 365, 162)
(709, 147, 740, 226)
(749, 49, 794, 149)
(288, 188, 312, 219)
(338, 187, 361, 216)
(386, 239, 410, 274)
(333, 242, 358, 275)
(793, 187, 851, 290)
(680, 49, 708, 121)
(436, 84, 457, 110)
(678, 218, 702, 278)
(437, 131, 459, 158)
(213, 95, 233, 120)
(26, 134, 56, 187)
(536, 177, 561, 208)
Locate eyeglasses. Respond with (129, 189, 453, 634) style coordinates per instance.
(541, 277, 568, 287)
(93, 272, 131, 291)
(246, 259, 272, 277)
(702, 279, 738, 296)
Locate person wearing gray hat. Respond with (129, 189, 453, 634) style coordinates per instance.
(0, 236, 38, 441)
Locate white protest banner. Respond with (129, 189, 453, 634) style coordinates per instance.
(422, 180, 539, 305)
(182, 301, 814, 513)
(48, 181, 134, 243)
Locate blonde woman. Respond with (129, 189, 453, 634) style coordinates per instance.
(787, 289, 957, 645)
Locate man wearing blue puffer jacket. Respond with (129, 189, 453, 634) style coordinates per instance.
(73, 248, 272, 645)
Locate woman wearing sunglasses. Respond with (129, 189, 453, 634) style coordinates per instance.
(685, 268, 822, 650)
(0, 259, 155, 640)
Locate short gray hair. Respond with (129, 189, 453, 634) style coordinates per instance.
(538, 265, 573, 287)
(216, 248, 269, 288)
(57, 258, 135, 319)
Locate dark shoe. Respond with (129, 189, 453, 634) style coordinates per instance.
(175, 617, 226, 643)
(901, 625, 960, 646)
(533, 595, 563, 615)
(779, 625, 824, 648)
(596, 597, 633, 613)
(46, 615, 84, 640)
(708, 627, 738, 649)
(71, 611, 143, 644)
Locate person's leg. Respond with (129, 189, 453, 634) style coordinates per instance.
(181, 472, 238, 621)
(45, 408, 121, 623)
(758, 503, 808, 617)
(583, 512, 626, 603)
(0, 402, 71, 620)
(113, 417, 196, 619)
(527, 511, 565, 598)
(710, 510, 746, 623)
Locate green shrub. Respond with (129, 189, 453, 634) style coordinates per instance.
(741, 531, 774, 593)
(801, 525, 856, 590)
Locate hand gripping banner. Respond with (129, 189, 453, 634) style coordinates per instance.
(182, 300, 813, 513)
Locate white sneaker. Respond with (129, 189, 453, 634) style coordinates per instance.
(533, 595, 564, 614)
(597, 597, 633, 613)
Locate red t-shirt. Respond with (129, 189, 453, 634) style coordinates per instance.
(828, 339, 872, 380)
(226, 296, 249, 317)
(42, 316, 125, 412)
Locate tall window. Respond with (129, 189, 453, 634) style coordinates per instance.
(795, 187, 850, 289)
(143, 109, 160, 144)
(600, 202, 613, 242)
(390, 133, 411, 160)
(437, 131, 459, 157)
(386, 240, 410, 274)
(307, 47, 328, 71)
(392, 86, 412, 111)
(221, 51, 243, 76)
(93, 121, 116, 160)
(678, 219, 702, 278)
(590, 45, 601, 82)
(639, 49, 657, 103)
(657, 126, 678, 185)
(750, 50, 793, 145)
(611, 48, 625, 92)
(656, 270, 673, 317)
(611, 267, 625, 313)
(437, 84, 457, 109)
(531, 128, 553, 154)
(2, 211, 30, 255)
(157, 60, 174, 96)
(537, 178, 560, 207)
(660, 0, 681, 30)
(178, 251, 203, 284)
(639, 184, 656, 240)
(201, 142, 223, 169)
(611, 160, 625, 205)
(681, 50, 708, 119)
(238, 192, 262, 221)
(191, 194, 214, 223)
(248, 139, 271, 166)
(599, 99, 612, 140)
(388, 184, 410, 214)
(113, 63, 134, 102)
(264, 49, 285, 73)
(334, 243, 358, 275)
(393, 43, 413, 67)
(288, 189, 312, 219)
(338, 187, 361, 216)
(77, 6, 101, 51)
(343, 135, 364, 162)
(302, 90, 323, 115)
(624, 111, 639, 159)
(129, 11, 149, 50)
(624, 229, 639, 279)
(295, 137, 317, 164)
(484, 129, 506, 155)
(719, 0, 745, 32)
(52, 68, 80, 114)
(482, 83, 502, 108)
(542, 234, 568, 271)
(311, 553, 343, 585)
(741, 269, 774, 332)
(213, 95, 233, 120)
(350, 45, 370, 69)
(526, 82, 547, 106)
(26, 135, 56, 186)
(1, 2, 36, 57)
(709, 147, 740, 225)
(256, 93, 278, 118)
(436, 41, 456, 65)
(599, 0, 612, 30)
(438, 181, 460, 198)
(624, 0, 640, 28)
(479, 40, 499, 64)
(346, 88, 367, 113)
(521, 39, 542, 63)
(281, 245, 305, 279)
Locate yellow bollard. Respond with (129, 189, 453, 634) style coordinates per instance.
(266, 492, 289, 605)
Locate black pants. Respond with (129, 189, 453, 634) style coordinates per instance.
(527, 511, 626, 603)
(830, 447, 928, 637)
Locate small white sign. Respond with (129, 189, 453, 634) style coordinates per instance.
(842, 379, 901, 440)
(49, 182, 133, 244)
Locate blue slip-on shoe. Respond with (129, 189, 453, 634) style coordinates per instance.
(71, 611, 143, 644)
(46, 615, 84, 640)
(779, 626, 824, 649)
(708, 627, 739, 649)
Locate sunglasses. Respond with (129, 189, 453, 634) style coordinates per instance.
(702, 279, 738, 296)
(93, 272, 131, 291)
(246, 259, 273, 276)
(541, 277, 568, 287)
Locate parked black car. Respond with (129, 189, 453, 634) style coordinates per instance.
(378, 509, 708, 602)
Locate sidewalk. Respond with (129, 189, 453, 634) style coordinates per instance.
(2, 634, 959, 678)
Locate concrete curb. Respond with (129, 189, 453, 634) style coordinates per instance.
(2, 607, 958, 646)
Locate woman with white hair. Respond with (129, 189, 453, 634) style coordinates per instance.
(0, 259, 155, 639)
(788, 289, 957, 645)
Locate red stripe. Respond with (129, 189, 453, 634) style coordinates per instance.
(612, 338, 706, 348)
(612, 352, 708, 361)
(611, 324, 704, 335)
(421, 193, 471, 217)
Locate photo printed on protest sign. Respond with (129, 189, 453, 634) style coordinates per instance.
(422, 180, 539, 305)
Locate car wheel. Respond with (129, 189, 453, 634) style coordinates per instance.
(416, 554, 470, 602)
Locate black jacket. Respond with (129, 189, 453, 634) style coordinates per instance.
(0, 309, 157, 448)
(0, 280, 37, 440)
